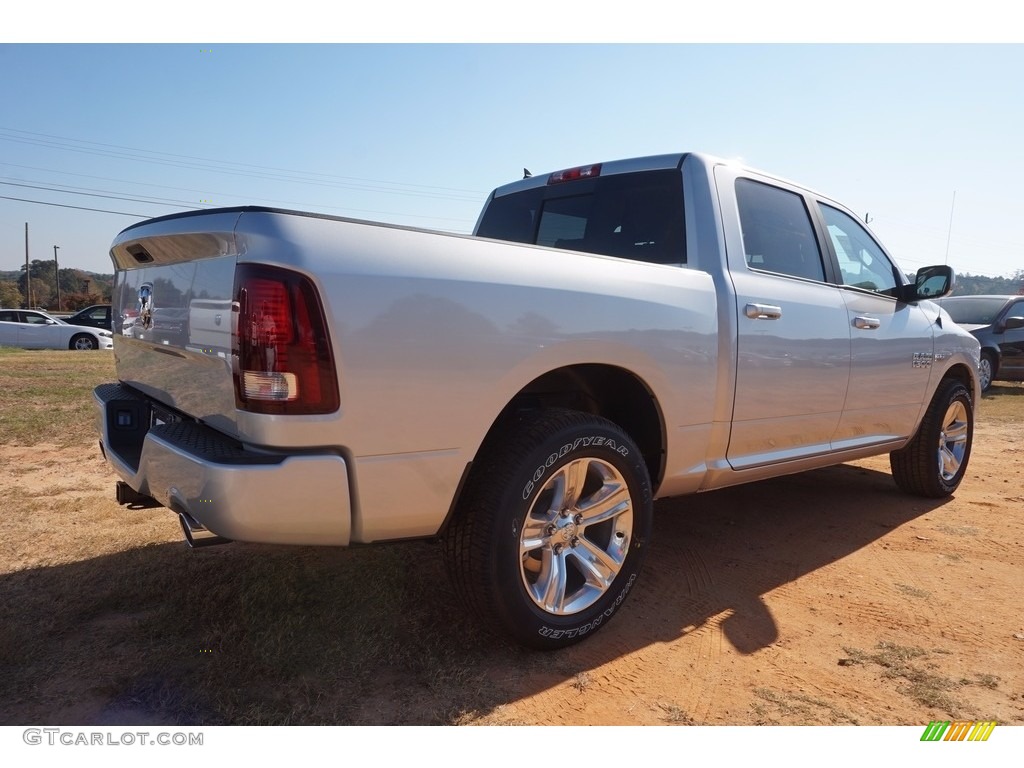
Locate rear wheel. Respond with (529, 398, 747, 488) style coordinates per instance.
(890, 379, 973, 497)
(70, 334, 97, 351)
(443, 409, 653, 649)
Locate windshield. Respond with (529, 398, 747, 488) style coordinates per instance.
(941, 298, 1009, 325)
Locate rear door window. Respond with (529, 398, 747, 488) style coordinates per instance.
(735, 178, 826, 282)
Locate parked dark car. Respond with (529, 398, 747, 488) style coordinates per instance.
(65, 304, 112, 331)
(940, 295, 1024, 391)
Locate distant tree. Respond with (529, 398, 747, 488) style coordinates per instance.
(61, 291, 103, 310)
(0, 280, 22, 308)
(953, 272, 1022, 296)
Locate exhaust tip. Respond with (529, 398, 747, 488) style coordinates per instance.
(178, 512, 232, 548)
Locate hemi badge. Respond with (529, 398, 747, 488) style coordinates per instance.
(912, 352, 934, 368)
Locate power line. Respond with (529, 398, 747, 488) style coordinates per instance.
(0, 179, 213, 210)
(0, 174, 477, 227)
(0, 125, 487, 195)
(0, 195, 151, 217)
(0, 127, 485, 201)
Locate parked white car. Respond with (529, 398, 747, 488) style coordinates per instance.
(0, 309, 114, 350)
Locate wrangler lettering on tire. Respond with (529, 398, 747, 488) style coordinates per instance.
(443, 409, 653, 650)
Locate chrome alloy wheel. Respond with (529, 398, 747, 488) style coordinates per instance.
(519, 457, 633, 616)
(937, 399, 970, 482)
(978, 357, 992, 391)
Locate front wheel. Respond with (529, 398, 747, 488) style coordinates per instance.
(978, 353, 995, 392)
(70, 334, 97, 351)
(890, 379, 974, 497)
(443, 409, 653, 649)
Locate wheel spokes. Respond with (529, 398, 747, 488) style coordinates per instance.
(937, 401, 969, 480)
(551, 458, 590, 512)
(577, 481, 631, 527)
(534, 547, 569, 613)
(520, 455, 634, 616)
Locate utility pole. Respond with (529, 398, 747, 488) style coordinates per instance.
(944, 190, 957, 265)
(53, 245, 61, 311)
(24, 222, 32, 309)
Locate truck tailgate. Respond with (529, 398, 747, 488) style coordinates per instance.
(110, 211, 242, 438)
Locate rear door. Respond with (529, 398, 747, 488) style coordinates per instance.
(716, 167, 852, 469)
(0, 310, 21, 346)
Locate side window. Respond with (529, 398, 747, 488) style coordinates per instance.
(820, 204, 900, 297)
(736, 179, 825, 282)
(23, 312, 50, 324)
(0, 311, 18, 322)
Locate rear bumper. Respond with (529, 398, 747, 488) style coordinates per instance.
(94, 383, 352, 545)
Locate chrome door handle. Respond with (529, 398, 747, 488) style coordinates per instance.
(744, 303, 782, 320)
(853, 316, 881, 330)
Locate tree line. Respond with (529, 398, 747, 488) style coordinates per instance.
(952, 270, 1024, 296)
(0, 260, 113, 311)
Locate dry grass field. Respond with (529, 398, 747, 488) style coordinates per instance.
(1, 347, 1022, 725)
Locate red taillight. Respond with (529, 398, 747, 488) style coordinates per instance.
(233, 265, 339, 415)
(548, 163, 602, 184)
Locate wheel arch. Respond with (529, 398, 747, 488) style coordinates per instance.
(496, 364, 666, 489)
(940, 361, 978, 402)
(446, 364, 666, 522)
(979, 344, 1000, 376)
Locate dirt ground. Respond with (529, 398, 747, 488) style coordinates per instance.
(1, 383, 1022, 726)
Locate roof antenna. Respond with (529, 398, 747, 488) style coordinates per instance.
(944, 190, 956, 265)
(523, 168, 532, 179)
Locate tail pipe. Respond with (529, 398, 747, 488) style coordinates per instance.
(178, 511, 233, 548)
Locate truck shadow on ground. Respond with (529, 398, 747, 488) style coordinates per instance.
(0, 462, 949, 725)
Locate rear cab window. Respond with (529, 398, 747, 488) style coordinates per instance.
(476, 169, 686, 265)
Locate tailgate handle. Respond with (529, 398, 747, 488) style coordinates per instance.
(744, 303, 782, 320)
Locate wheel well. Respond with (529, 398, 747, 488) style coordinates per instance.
(485, 364, 666, 490)
(941, 363, 977, 401)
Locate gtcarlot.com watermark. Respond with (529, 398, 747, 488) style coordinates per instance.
(23, 728, 203, 747)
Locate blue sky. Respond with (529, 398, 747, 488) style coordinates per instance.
(1, 41, 1023, 278)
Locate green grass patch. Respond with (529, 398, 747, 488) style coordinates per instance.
(0, 349, 115, 446)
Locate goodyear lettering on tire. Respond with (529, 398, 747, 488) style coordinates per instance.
(522, 436, 630, 500)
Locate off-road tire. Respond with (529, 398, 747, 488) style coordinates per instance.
(890, 379, 973, 497)
(443, 408, 653, 650)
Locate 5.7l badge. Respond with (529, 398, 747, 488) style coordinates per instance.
(912, 351, 934, 368)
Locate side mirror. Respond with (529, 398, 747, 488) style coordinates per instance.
(901, 265, 954, 302)
(999, 316, 1024, 333)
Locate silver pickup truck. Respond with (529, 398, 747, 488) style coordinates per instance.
(94, 152, 980, 648)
